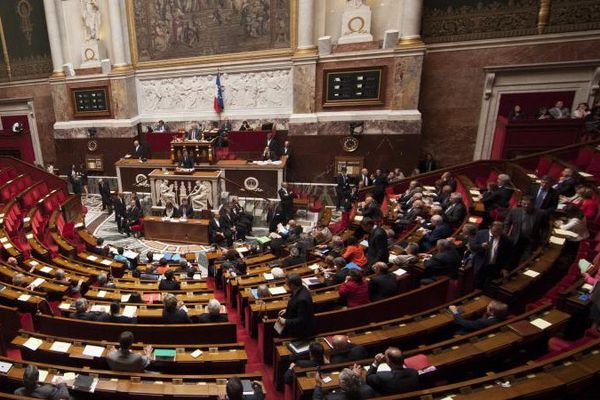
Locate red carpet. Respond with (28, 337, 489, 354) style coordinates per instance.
(209, 278, 282, 400)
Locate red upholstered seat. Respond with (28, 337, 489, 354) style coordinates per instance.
(535, 157, 552, 176)
(575, 147, 594, 169)
(130, 218, 144, 233)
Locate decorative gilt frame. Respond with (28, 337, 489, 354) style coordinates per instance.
(323, 67, 385, 108)
(125, 0, 298, 69)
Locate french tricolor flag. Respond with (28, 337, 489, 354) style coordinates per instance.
(214, 73, 224, 113)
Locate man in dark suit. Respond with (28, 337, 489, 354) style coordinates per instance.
(71, 298, 104, 321)
(360, 196, 382, 220)
(162, 293, 192, 324)
(113, 192, 127, 233)
(131, 140, 146, 159)
(98, 178, 111, 212)
(158, 269, 181, 290)
(209, 211, 233, 246)
(186, 123, 202, 140)
(418, 153, 436, 173)
(335, 167, 351, 211)
(97, 301, 136, 324)
(314, 367, 375, 400)
(178, 198, 194, 219)
(362, 218, 389, 267)
(357, 168, 372, 187)
(482, 174, 514, 211)
(277, 273, 315, 338)
(423, 239, 461, 280)
(372, 169, 388, 205)
(449, 299, 508, 334)
(226, 377, 264, 400)
(528, 175, 559, 212)
(366, 347, 419, 396)
(106, 331, 152, 372)
(261, 146, 276, 161)
(439, 171, 457, 193)
(14, 365, 71, 399)
(197, 299, 228, 323)
(125, 199, 142, 237)
(368, 262, 398, 301)
(284, 342, 325, 385)
(470, 221, 512, 289)
(504, 195, 549, 264)
(444, 192, 467, 225)
(266, 132, 278, 156)
(419, 215, 452, 252)
(553, 168, 577, 197)
(328, 334, 369, 364)
(179, 149, 194, 168)
(267, 202, 285, 232)
(278, 182, 294, 222)
(282, 140, 291, 163)
(394, 199, 425, 233)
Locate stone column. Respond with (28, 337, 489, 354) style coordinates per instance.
(399, 0, 424, 45)
(43, 0, 65, 77)
(296, 0, 316, 55)
(107, 0, 129, 70)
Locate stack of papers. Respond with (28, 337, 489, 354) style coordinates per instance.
(191, 349, 203, 358)
(96, 290, 107, 298)
(29, 278, 45, 289)
(308, 264, 320, 271)
(0, 361, 12, 373)
(40, 266, 53, 273)
(393, 268, 408, 277)
(58, 302, 71, 310)
(122, 306, 137, 318)
(530, 318, 552, 330)
(86, 255, 98, 262)
(82, 345, 105, 358)
(523, 270, 540, 278)
(49, 341, 71, 353)
(268, 286, 287, 295)
(553, 228, 578, 238)
(90, 305, 110, 313)
(549, 236, 566, 246)
(23, 337, 43, 351)
(37, 370, 49, 382)
(18, 294, 31, 302)
(100, 259, 113, 266)
(121, 294, 131, 302)
(263, 273, 275, 281)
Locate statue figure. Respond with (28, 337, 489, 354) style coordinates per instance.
(158, 179, 176, 207)
(81, 0, 101, 41)
(179, 181, 188, 202)
(189, 180, 208, 211)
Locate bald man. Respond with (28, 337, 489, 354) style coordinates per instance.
(329, 334, 368, 364)
(367, 347, 419, 395)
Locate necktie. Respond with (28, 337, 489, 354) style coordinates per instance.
(535, 189, 546, 208)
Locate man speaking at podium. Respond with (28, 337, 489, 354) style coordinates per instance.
(187, 123, 202, 141)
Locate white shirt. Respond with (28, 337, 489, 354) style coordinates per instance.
(488, 231, 500, 264)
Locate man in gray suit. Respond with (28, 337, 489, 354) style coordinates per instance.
(504, 195, 549, 265)
(14, 365, 71, 399)
(106, 331, 153, 372)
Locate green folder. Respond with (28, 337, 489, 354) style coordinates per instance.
(256, 236, 271, 244)
(154, 349, 176, 361)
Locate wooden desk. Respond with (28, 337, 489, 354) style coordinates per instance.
(144, 216, 210, 245)
(0, 355, 263, 399)
(13, 331, 247, 374)
(115, 158, 286, 198)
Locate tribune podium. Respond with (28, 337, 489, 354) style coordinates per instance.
(170, 139, 216, 165)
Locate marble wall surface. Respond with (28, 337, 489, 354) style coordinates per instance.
(0, 81, 56, 164)
(293, 62, 316, 114)
(419, 38, 600, 168)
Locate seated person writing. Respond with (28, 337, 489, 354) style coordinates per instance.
(198, 298, 228, 323)
(14, 365, 71, 399)
(161, 293, 191, 324)
(106, 331, 152, 372)
(448, 299, 508, 334)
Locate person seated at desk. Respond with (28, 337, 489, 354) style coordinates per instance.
(159, 269, 181, 291)
(261, 146, 276, 161)
(162, 293, 191, 324)
(282, 246, 306, 267)
(422, 239, 461, 283)
(98, 301, 136, 324)
(329, 334, 368, 364)
(14, 365, 71, 400)
(11, 273, 27, 288)
(163, 202, 179, 219)
(155, 120, 170, 133)
(71, 298, 106, 321)
(127, 139, 147, 160)
(284, 342, 326, 385)
(314, 366, 375, 400)
(186, 123, 202, 141)
(55, 269, 84, 295)
(419, 215, 452, 252)
(239, 120, 252, 131)
(226, 377, 264, 400)
(369, 262, 398, 301)
(106, 331, 152, 372)
(209, 211, 233, 246)
(339, 269, 370, 308)
(366, 347, 419, 396)
(449, 299, 508, 335)
(198, 298, 228, 323)
(125, 199, 142, 238)
(342, 236, 368, 269)
(256, 284, 271, 299)
(179, 197, 194, 219)
(178, 148, 195, 168)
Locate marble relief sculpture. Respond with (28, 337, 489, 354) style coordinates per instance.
(81, 0, 101, 41)
(189, 180, 209, 211)
(138, 70, 292, 114)
(158, 179, 177, 207)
